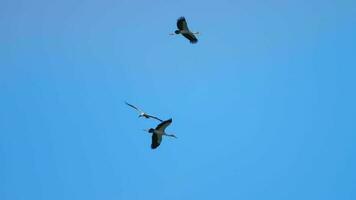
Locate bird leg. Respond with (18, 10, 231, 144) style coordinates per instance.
(165, 133, 177, 138)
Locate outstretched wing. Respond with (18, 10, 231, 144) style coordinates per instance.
(155, 118, 172, 132)
(177, 17, 189, 31)
(151, 133, 162, 149)
(182, 33, 198, 44)
(146, 114, 163, 122)
(125, 102, 143, 113)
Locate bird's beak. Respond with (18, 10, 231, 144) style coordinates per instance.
(169, 33, 175, 35)
(142, 129, 149, 132)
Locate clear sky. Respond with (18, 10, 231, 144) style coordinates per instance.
(1, 0, 355, 199)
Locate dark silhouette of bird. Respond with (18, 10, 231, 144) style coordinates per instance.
(144, 118, 177, 149)
(170, 17, 199, 44)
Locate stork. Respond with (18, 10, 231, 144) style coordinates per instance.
(170, 16, 199, 44)
(125, 102, 163, 122)
(144, 118, 177, 149)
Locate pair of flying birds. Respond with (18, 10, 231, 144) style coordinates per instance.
(125, 102, 177, 149)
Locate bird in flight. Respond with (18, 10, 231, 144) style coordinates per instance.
(170, 16, 199, 44)
(125, 102, 163, 122)
(144, 118, 177, 149)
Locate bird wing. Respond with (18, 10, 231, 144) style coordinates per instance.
(155, 118, 172, 132)
(151, 133, 162, 149)
(182, 33, 198, 44)
(177, 17, 189, 31)
(146, 114, 163, 122)
(125, 102, 143, 113)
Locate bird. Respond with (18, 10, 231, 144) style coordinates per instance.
(170, 16, 199, 44)
(144, 118, 177, 149)
(125, 102, 163, 122)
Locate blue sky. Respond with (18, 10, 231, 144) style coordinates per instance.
(1, 0, 356, 199)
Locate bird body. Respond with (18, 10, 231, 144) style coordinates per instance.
(146, 118, 177, 149)
(125, 102, 163, 122)
(172, 16, 199, 44)
(140, 113, 153, 119)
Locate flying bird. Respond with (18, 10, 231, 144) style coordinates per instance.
(170, 16, 199, 44)
(125, 102, 163, 122)
(144, 118, 177, 149)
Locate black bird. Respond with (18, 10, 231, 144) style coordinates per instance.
(144, 118, 177, 149)
(170, 17, 199, 44)
(125, 102, 163, 122)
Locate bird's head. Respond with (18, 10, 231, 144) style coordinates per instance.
(142, 128, 154, 133)
(174, 30, 180, 34)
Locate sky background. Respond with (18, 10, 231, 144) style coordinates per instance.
(1, 0, 356, 199)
